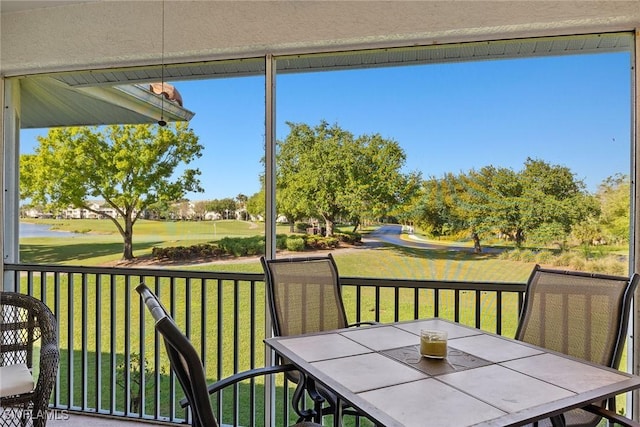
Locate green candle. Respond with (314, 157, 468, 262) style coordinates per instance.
(420, 330, 448, 359)
(420, 339, 447, 358)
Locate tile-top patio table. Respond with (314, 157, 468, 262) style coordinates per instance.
(264, 318, 640, 427)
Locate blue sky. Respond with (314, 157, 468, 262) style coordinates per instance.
(21, 51, 631, 201)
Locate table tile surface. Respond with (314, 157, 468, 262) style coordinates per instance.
(265, 319, 640, 427)
(438, 364, 575, 412)
(395, 318, 482, 339)
(311, 352, 426, 393)
(448, 333, 544, 362)
(502, 353, 631, 393)
(277, 333, 371, 362)
(358, 378, 506, 427)
(341, 325, 419, 351)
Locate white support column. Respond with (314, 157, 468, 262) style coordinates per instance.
(264, 53, 277, 427)
(0, 76, 4, 290)
(2, 78, 20, 291)
(265, 55, 277, 261)
(632, 28, 640, 422)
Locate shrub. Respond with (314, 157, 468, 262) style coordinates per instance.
(569, 257, 586, 271)
(502, 249, 524, 261)
(555, 251, 576, 267)
(534, 250, 554, 264)
(295, 222, 312, 233)
(285, 237, 305, 251)
(276, 234, 289, 250)
(324, 237, 339, 248)
(151, 243, 222, 260)
(334, 232, 362, 245)
(218, 236, 265, 257)
(605, 259, 627, 276)
(518, 249, 537, 263)
(303, 235, 322, 249)
(303, 235, 339, 250)
(218, 238, 246, 257)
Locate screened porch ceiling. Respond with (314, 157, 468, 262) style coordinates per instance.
(21, 31, 632, 129)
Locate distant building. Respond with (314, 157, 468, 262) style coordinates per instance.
(204, 211, 222, 221)
(62, 201, 127, 219)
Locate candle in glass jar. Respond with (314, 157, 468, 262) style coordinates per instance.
(420, 330, 448, 359)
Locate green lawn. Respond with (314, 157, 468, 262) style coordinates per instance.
(16, 219, 631, 423)
(20, 219, 289, 265)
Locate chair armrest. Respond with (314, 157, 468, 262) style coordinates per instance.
(38, 341, 60, 370)
(35, 341, 59, 393)
(583, 403, 640, 427)
(180, 364, 297, 408)
(348, 321, 381, 327)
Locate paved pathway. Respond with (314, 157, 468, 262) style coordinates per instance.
(367, 224, 502, 254)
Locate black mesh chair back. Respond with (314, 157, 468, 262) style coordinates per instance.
(136, 284, 323, 427)
(136, 284, 219, 427)
(261, 254, 375, 422)
(261, 254, 349, 338)
(1, 292, 59, 427)
(515, 265, 639, 427)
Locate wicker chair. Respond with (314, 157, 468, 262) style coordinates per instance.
(261, 254, 376, 423)
(135, 284, 322, 427)
(516, 265, 640, 427)
(1, 292, 59, 427)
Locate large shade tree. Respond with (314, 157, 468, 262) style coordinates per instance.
(517, 158, 599, 246)
(458, 166, 523, 251)
(412, 173, 466, 238)
(341, 133, 421, 231)
(20, 123, 203, 259)
(277, 121, 414, 236)
(411, 158, 598, 251)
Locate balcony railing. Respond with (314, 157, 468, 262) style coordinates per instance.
(3, 263, 526, 426)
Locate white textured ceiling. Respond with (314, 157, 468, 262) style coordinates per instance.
(3, 1, 639, 78)
(16, 31, 631, 129)
(48, 32, 633, 86)
(3, 1, 635, 130)
(0, 1, 96, 13)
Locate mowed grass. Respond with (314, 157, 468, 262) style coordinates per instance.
(18, 219, 595, 423)
(20, 219, 534, 282)
(20, 219, 283, 265)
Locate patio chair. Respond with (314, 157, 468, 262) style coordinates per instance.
(1, 292, 59, 427)
(260, 254, 377, 422)
(515, 265, 640, 427)
(135, 283, 323, 427)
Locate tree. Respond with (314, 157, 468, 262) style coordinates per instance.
(174, 199, 193, 220)
(193, 200, 209, 221)
(20, 123, 203, 260)
(410, 173, 463, 237)
(341, 133, 420, 231)
(518, 158, 599, 246)
(409, 158, 598, 251)
(205, 198, 237, 219)
(277, 121, 412, 236)
(246, 190, 265, 220)
(235, 193, 249, 220)
(597, 173, 630, 244)
(277, 121, 345, 236)
(235, 193, 248, 208)
(458, 166, 522, 251)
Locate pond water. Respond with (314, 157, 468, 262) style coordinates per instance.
(19, 222, 80, 238)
